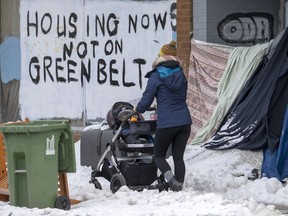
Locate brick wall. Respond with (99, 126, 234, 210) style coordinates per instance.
(177, 0, 193, 76)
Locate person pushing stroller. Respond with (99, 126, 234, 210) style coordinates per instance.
(134, 41, 192, 192)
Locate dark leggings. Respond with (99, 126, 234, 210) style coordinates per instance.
(153, 124, 191, 182)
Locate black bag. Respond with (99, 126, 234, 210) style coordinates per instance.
(119, 160, 158, 186)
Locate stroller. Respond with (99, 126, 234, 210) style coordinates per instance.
(89, 101, 168, 193)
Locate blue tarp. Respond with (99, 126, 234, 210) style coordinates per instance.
(262, 105, 288, 181)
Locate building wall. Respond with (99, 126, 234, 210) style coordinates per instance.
(193, 0, 281, 46)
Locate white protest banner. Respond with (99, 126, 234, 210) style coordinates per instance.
(20, 0, 176, 120)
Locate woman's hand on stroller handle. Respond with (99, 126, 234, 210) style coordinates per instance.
(133, 105, 157, 113)
(120, 110, 138, 126)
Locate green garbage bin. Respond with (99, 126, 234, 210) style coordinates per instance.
(0, 120, 76, 209)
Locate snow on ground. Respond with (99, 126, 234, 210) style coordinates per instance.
(1, 126, 288, 215)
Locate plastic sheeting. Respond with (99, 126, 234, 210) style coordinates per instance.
(0, 37, 21, 123)
(203, 27, 288, 151)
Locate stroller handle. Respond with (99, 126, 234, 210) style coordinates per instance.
(146, 106, 157, 111)
(119, 105, 157, 128)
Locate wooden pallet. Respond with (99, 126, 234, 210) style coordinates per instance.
(58, 172, 81, 205)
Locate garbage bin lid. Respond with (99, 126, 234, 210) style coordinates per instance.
(0, 120, 70, 133)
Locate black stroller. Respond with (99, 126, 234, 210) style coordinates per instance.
(89, 101, 168, 193)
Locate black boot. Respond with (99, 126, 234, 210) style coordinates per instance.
(164, 170, 183, 192)
(167, 177, 183, 192)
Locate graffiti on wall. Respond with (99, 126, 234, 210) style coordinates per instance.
(217, 13, 274, 44)
(20, 0, 176, 120)
(26, 11, 172, 89)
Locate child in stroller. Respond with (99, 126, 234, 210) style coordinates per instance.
(89, 101, 167, 193)
(116, 105, 154, 146)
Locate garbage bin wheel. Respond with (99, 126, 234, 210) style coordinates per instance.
(55, 195, 71, 210)
(110, 173, 126, 194)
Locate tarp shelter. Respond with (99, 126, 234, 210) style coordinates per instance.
(202, 27, 288, 151)
(189, 27, 288, 181)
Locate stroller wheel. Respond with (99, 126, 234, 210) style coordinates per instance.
(110, 173, 126, 194)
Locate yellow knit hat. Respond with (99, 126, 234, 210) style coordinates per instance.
(159, 40, 177, 57)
